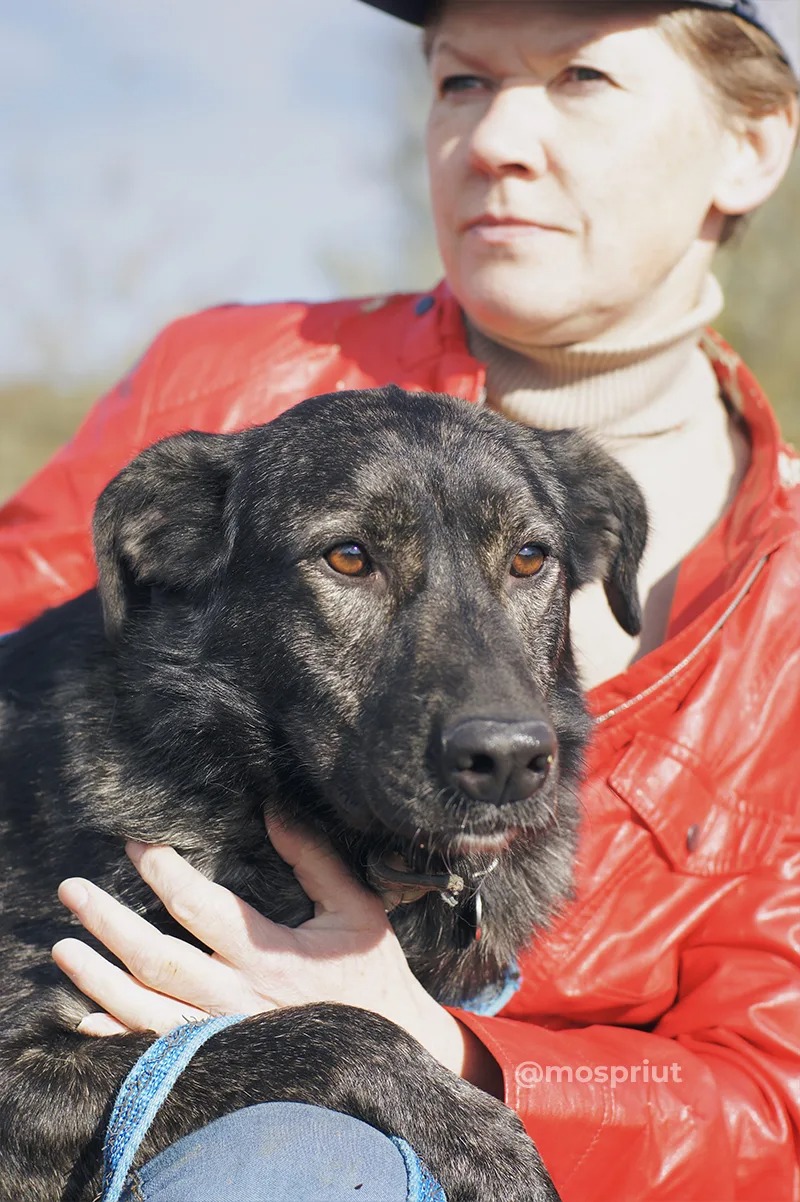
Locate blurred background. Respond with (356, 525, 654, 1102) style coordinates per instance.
(3, 0, 799, 502)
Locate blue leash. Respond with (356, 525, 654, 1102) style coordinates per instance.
(101, 1014, 245, 1202)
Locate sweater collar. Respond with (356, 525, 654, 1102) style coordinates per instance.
(464, 276, 724, 439)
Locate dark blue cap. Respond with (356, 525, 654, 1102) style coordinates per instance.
(359, 1, 798, 76)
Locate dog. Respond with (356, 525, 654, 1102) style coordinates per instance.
(0, 386, 647, 1202)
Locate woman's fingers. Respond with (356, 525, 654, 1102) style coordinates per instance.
(57, 876, 234, 1009)
(51, 937, 208, 1034)
(124, 842, 293, 964)
(265, 818, 384, 924)
(123, 831, 381, 966)
(53, 829, 388, 1039)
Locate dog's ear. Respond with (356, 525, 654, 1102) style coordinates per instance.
(92, 431, 239, 640)
(536, 430, 649, 636)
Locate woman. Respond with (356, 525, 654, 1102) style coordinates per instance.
(2, 2, 799, 1199)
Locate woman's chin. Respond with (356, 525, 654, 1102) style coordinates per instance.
(457, 284, 600, 350)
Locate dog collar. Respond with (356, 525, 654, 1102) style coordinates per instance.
(365, 848, 499, 945)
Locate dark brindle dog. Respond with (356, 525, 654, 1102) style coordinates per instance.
(0, 386, 647, 1202)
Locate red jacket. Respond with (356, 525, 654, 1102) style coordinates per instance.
(2, 282, 799, 1201)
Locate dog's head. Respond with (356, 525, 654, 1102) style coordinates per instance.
(93, 387, 646, 960)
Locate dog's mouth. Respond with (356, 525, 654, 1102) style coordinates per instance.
(445, 829, 517, 857)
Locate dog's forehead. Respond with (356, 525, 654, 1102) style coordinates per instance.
(354, 431, 545, 522)
(243, 388, 566, 540)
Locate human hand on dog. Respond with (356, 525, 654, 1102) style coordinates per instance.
(52, 819, 502, 1094)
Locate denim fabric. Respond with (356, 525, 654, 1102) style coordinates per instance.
(102, 1015, 246, 1201)
(103, 1019, 446, 1202)
(119, 1101, 446, 1202)
(390, 1135, 448, 1202)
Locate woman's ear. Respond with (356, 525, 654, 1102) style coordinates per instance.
(712, 100, 799, 216)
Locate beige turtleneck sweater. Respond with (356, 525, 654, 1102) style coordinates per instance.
(467, 277, 751, 691)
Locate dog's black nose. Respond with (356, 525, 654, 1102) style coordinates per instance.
(441, 718, 555, 805)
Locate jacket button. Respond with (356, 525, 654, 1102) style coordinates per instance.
(415, 295, 435, 316)
(686, 823, 702, 853)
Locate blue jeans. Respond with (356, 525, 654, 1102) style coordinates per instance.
(102, 1018, 446, 1202)
(119, 1101, 446, 1201)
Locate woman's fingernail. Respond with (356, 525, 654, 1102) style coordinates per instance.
(59, 879, 90, 909)
(52, 937, 89, 970)
(78, 1013, 127, 1037)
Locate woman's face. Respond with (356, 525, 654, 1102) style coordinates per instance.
(425, 2, 736, 346)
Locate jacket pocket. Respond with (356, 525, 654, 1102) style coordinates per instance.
(609, 732, 789, 876)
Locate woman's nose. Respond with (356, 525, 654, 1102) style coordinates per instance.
(468, 86, 549, 180)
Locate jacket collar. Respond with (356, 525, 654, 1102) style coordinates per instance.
(666, 329, 798, 637)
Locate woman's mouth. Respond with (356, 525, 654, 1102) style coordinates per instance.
(467, 221, 559, 244)
(463, 214, 566, 244)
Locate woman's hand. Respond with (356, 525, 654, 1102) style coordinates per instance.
(51, 820, 502, 1093)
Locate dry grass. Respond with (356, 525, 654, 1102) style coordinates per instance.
(0, 381, 102, 504)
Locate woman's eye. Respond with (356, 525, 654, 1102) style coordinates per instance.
(438, 74, 488, 97)
(510, 545, 547, 579)
(562, 65, 609, 86)
(324, 543, 373, 578)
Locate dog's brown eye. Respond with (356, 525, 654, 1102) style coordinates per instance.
(511, 545, 546, 578)
(325, 543, 372, 577)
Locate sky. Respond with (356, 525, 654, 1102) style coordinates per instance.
(2, 0, 435, 382)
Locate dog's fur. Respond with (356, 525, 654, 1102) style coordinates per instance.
(0, 387, 647, 1202)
